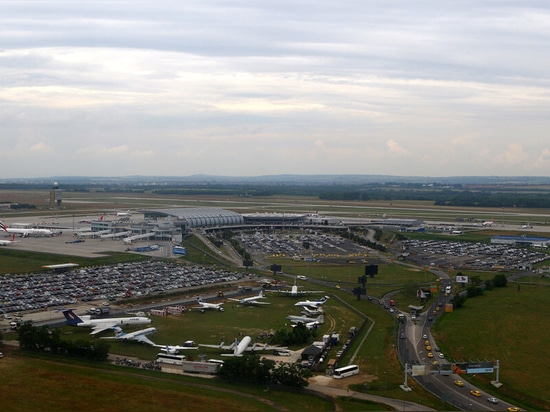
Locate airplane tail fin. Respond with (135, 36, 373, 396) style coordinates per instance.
(0, 221, 8, 232)
(62, 309, 83, 325)
(10, 234, 15, 242)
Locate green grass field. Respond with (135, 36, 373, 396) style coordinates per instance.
(0, 350, 333, 412)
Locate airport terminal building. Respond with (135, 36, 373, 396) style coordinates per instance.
(141, 207, 245, 232)
(491, 235, 550, 248)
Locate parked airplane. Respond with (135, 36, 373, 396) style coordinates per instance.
(101, 326, 157, 345)
(0, 234, 17, 246)
(155, 341, 199, 354)
(294, 296, 329, 308)
(0, 220, 53, 237)
(301, 306, 324, 316)
(193, 297, 224, 312)
(61, 309, 152, 335)
(286, 314, 325, 325)
(199, 336, 285, 357)
(482, 219, 494, 227)
(276, 276, 324, 297)
(227, 290, 270, 305)
(116, 210, 132, 217)
(291, 320, 320, 330)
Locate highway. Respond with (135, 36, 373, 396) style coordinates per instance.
(391, 270, 517, 411)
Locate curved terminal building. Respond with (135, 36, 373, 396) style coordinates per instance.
(141, 207, 244, 232)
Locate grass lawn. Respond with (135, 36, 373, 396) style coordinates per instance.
(0, 350, 332, 412)
(431, 282, 550, 410)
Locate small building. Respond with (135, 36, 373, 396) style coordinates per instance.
(182, 360, 220, 375)
(301, 345, 323, 362)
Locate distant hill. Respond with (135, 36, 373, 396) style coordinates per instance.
(2, 174, 550, 186)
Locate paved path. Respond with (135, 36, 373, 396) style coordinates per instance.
(307, 383, 435, 411)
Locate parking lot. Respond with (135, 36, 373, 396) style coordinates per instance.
(0, 259, 248, 318)
(238, 231, 369, 262)
(400, 238, 549, 270)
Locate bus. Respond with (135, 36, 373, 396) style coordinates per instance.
(156, 353, 185, 365)
(333, 364, 359, 379)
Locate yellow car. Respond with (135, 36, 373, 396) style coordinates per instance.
(454, 380, 464, 387)
(424, 340, 430, 346)
(470, 390, 482, 397)
(426, 345, 432, 351)
(427, 352, 433, 358)
(507, 408, 521, 412)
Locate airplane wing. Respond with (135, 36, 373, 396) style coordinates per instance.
(249, 301, 271, 305)
(155, 344, 199, 352)
(134, 335, 156, 346)
(199, 343, 234, 351)
(90, 324, 115, 335)
(276, 289, 324, 295)
(245, 344, 287, 352)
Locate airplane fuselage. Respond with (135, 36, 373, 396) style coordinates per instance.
(77, 316, 151, 328)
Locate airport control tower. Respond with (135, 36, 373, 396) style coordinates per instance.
(50, 181, 62, 208)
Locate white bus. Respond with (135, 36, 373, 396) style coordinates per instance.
(333, 364, 359, 379)
(156, 353, 185, 365)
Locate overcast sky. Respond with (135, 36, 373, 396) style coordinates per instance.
(1, 1, 550, 178)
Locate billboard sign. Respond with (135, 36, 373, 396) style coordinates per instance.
(411, 364, 427, 376)
(456, 275, 469, 283)
(452, 361, 494, 374)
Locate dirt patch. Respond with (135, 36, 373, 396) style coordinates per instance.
(310, 373, 376, 389)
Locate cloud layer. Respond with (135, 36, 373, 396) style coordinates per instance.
(1, 1, 550, 177)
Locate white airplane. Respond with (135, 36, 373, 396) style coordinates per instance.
(155, 341, 199, 354)
(0, 220, 53, 237)
(199, 336, 285, 357)
(227, 290, 270, 306)
(286, 314, 324, 325)
(0, 234, 17, 246)
(294, 296, 329, 308)
(301, 306, 324, 316)
(62, 309, 152, 335)
(482, 219, 494, 227)
(101, 326, 157, 345)
(276, 276, 325, 297)
(116, 210, 132, 217)
(193, 297, 224, 312)
(291, 320, 320, 330)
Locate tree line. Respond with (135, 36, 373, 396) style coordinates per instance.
(17, 322, 109, 361)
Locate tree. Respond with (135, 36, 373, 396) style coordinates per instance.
(452, 293, 467, 308)
(218, 355, 310, 388)
(493, 273, 508, 287)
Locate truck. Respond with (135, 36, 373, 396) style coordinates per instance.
(88, 307, 110, 316)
